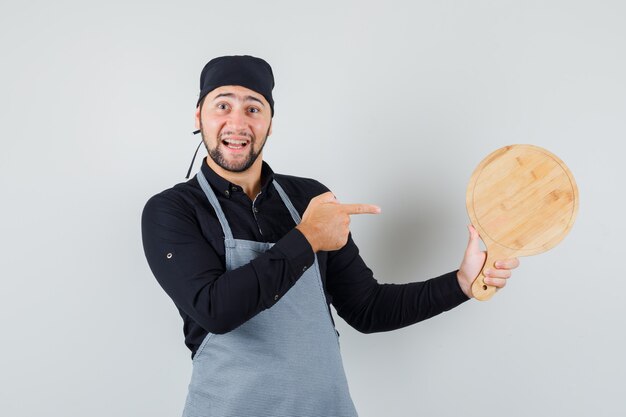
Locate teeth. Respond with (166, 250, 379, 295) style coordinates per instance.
(224, 139, 248, 146)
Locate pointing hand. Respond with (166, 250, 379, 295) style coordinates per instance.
(296, 192, 381, 252)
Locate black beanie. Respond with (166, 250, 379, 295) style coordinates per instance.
(197, 55, 275, 116)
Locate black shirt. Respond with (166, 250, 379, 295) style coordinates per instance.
(141, 159, 469, 358)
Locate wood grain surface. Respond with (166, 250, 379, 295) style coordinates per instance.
(466, 144, 579, 301)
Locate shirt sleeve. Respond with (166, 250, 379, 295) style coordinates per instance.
(325, 234, 469, 334)
(141, 192, 315, 334)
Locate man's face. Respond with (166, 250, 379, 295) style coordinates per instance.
(195, 85, 273, 173)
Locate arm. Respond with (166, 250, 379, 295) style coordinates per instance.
(327, 225, 521, 333)
(293, 191, 468, 332)
(283, 190, 520, 332)
(141, 193, 314, 334)
(325, 234, 469, 334)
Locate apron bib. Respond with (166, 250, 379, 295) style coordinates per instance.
(182, 170, 357, 417)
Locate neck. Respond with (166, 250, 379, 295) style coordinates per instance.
(205, 156, 264, 200)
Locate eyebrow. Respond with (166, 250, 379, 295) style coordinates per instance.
(213, 92, 265, 107)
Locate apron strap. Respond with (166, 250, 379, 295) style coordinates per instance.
(197, 170, 236, 247)
(272, 180, 302, 225)
(197, 170, 301, 244)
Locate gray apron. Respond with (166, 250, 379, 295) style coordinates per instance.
(182, 170, 358, 417)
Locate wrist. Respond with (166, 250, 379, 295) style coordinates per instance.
(296, 224, 319, 253)
(456, 270, 474, 299)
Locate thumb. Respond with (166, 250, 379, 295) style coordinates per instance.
(465, 224, 481, 255)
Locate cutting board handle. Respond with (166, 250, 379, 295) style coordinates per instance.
(471, 250, 509, 301)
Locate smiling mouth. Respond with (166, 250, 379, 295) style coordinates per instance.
(221, 138, 250, 150)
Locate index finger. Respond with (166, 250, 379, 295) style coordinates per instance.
(341, 203, 381, 215)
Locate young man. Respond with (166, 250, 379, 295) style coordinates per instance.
(141, 55, 519, 416)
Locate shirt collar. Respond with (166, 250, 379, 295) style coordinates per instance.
(199, 157, 275, 198)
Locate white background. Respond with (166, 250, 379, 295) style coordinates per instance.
(1, 1, 624, 416)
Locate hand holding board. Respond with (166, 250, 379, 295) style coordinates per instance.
(466, 145, 578, 301)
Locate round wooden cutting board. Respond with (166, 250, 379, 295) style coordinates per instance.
(466, 144, 579, 301)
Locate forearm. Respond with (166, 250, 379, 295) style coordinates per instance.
(339, 271, 469, 334)
(178, 229, 315, 333)
(327, 235, 469, 334)
(142, 194, 314, 334)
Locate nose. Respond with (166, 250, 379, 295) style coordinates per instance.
(225, 107, 247, 129)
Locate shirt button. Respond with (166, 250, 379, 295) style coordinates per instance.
(274, 294, 279, 301)
(302, 266, 308, 272)
(166, 253, 173, 259)
(253, 207, 259, 213)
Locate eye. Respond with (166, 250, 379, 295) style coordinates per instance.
(217, 103, 230, 110)
(248, 107, 260, 114)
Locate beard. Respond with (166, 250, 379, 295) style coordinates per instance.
(200, 124, 270, 173)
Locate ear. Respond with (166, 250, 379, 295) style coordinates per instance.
(194, 106, 201, 130)
(268, 119, 273, 136)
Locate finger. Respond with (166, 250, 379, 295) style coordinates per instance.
(484, 268, 512, 279)
(341, 203, 381, 215)
(494, 258, 520, 269)
(484, 277, 508, 288)
(465, 224, 481, 254)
